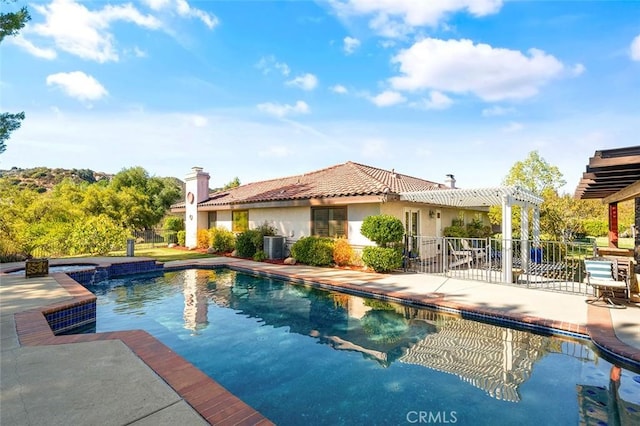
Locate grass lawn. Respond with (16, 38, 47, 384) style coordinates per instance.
(110, 247, 217, 262)
(595, 237, 635, 249)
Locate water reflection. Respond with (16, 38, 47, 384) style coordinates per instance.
(181, 269, 210, 335)
(577, 365, 640, 425)
(177, 268, 603, 402)
(91, 268, 639, 414)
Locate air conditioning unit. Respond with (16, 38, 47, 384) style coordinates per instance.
(263, 236, 286, 260)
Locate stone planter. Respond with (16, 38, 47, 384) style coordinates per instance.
(25, 258, 49, 278)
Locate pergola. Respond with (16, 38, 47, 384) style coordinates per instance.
(401, 186, 544, 282)
(575, 146, 640, 268)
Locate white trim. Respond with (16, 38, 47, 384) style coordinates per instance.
(399, 186, 543, 207)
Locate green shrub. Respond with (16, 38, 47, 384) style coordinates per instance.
(236, 229, 261, 258)
(360, 214, 404, 247)
(209, 227, 236, 253)
(177, 230, 186, 246)
(253, 250, 267, 262)
(583, 219, 608, 237)
(362, 246, 403, 272)
(67, 215, 128, 255)
(465, 218, 492, 238)
(236, 223, 277, 257)
(443, 225, 467, 237)
(163, 216, 184, 244)
(290, 237, 334, 266)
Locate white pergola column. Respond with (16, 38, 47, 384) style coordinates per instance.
(532, 207, 540, 245)
(501, 195, 513, 283)
(520, 203, 529, 273)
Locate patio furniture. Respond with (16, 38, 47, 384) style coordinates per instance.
(461, 239, 486, 264)
(584, 259, 630, 307)
(447, 241, 472, 269)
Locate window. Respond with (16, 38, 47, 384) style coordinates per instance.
(208, 212, 217, 229)
(312, 207, 347, 238)
(232, 210, 248, 232)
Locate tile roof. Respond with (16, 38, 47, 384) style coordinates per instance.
(174, 161, 447, 208)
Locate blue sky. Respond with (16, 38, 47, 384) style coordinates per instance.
(1, 0, 639, 194)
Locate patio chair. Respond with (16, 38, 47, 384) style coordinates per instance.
(461, 239, 486, 264)
(447, 241, 472, 269)
(584, 259, 630, 308)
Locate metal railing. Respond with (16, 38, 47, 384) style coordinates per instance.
(132, 228, 177, 248)
(404, 236, 598, 294)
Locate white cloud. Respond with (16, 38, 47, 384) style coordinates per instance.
(142, 0, 219, 29)
(421, 91, 453, 110)
(481, 106, 514, 117)
(184, 114, 208, 127)
(368, 13, 411, 39)
(257, 101, 310, 117)
(378, 39, 396, 49)
(631, 34, 640, 61)
(501, 122, 523, 133)
(7, 34, 57, 59)
(331, 84, 348, 94)
(29, 0, 161, 63)
(370, 90, 406, 107)
(572, 63, 585, 76)
(143, 0, 171, 10)
(286, 73, 318, 91)
(390, 38, 565, 101)
(132, 47, 147, 58)
(343, 36, 361, 54)
(46, 71, 108, 101)
(174, 0, 219, 29)
(256, 55, 290, 76)
(330, 0, 503, 37)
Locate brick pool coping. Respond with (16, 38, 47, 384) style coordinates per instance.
(13, 273, 273, 426)
(12, 261, 640, 426)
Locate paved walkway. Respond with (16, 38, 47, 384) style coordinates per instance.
(1, 257, 639, 425)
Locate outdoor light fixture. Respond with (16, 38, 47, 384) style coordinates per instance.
(429, 210, 435, 219)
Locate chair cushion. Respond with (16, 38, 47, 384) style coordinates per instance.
(589, 279, 627, 288)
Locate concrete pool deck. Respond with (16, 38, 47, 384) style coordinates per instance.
(1, 256, 639, 425)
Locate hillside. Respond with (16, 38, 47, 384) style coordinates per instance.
(0, 167, 113, 193)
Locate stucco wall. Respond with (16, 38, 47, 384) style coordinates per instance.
(249, 207, 310, 239)
(347, 203, 380, 246)
(214, 211, 232, 231)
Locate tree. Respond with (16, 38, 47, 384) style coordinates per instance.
(110, 167, 181, 229)
(1, 1, 30, 154)
(490, 151, 565, 239)
(0, 110, 24, 154)
(223, 177, 241, 190)
(503, 150, 565, 194)
(0, 0, 29, 42)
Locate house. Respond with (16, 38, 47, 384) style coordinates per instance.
(170, 161, 492, 253)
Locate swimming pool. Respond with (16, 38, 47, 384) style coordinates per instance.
(85, 268, 640, 425)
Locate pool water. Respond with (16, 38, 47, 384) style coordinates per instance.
(85, 269, 640, 425)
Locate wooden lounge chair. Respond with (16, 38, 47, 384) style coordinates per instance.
(584, 259, 630, 307)
(461, 239, 486, 264)
(447, 241, 472, 269)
